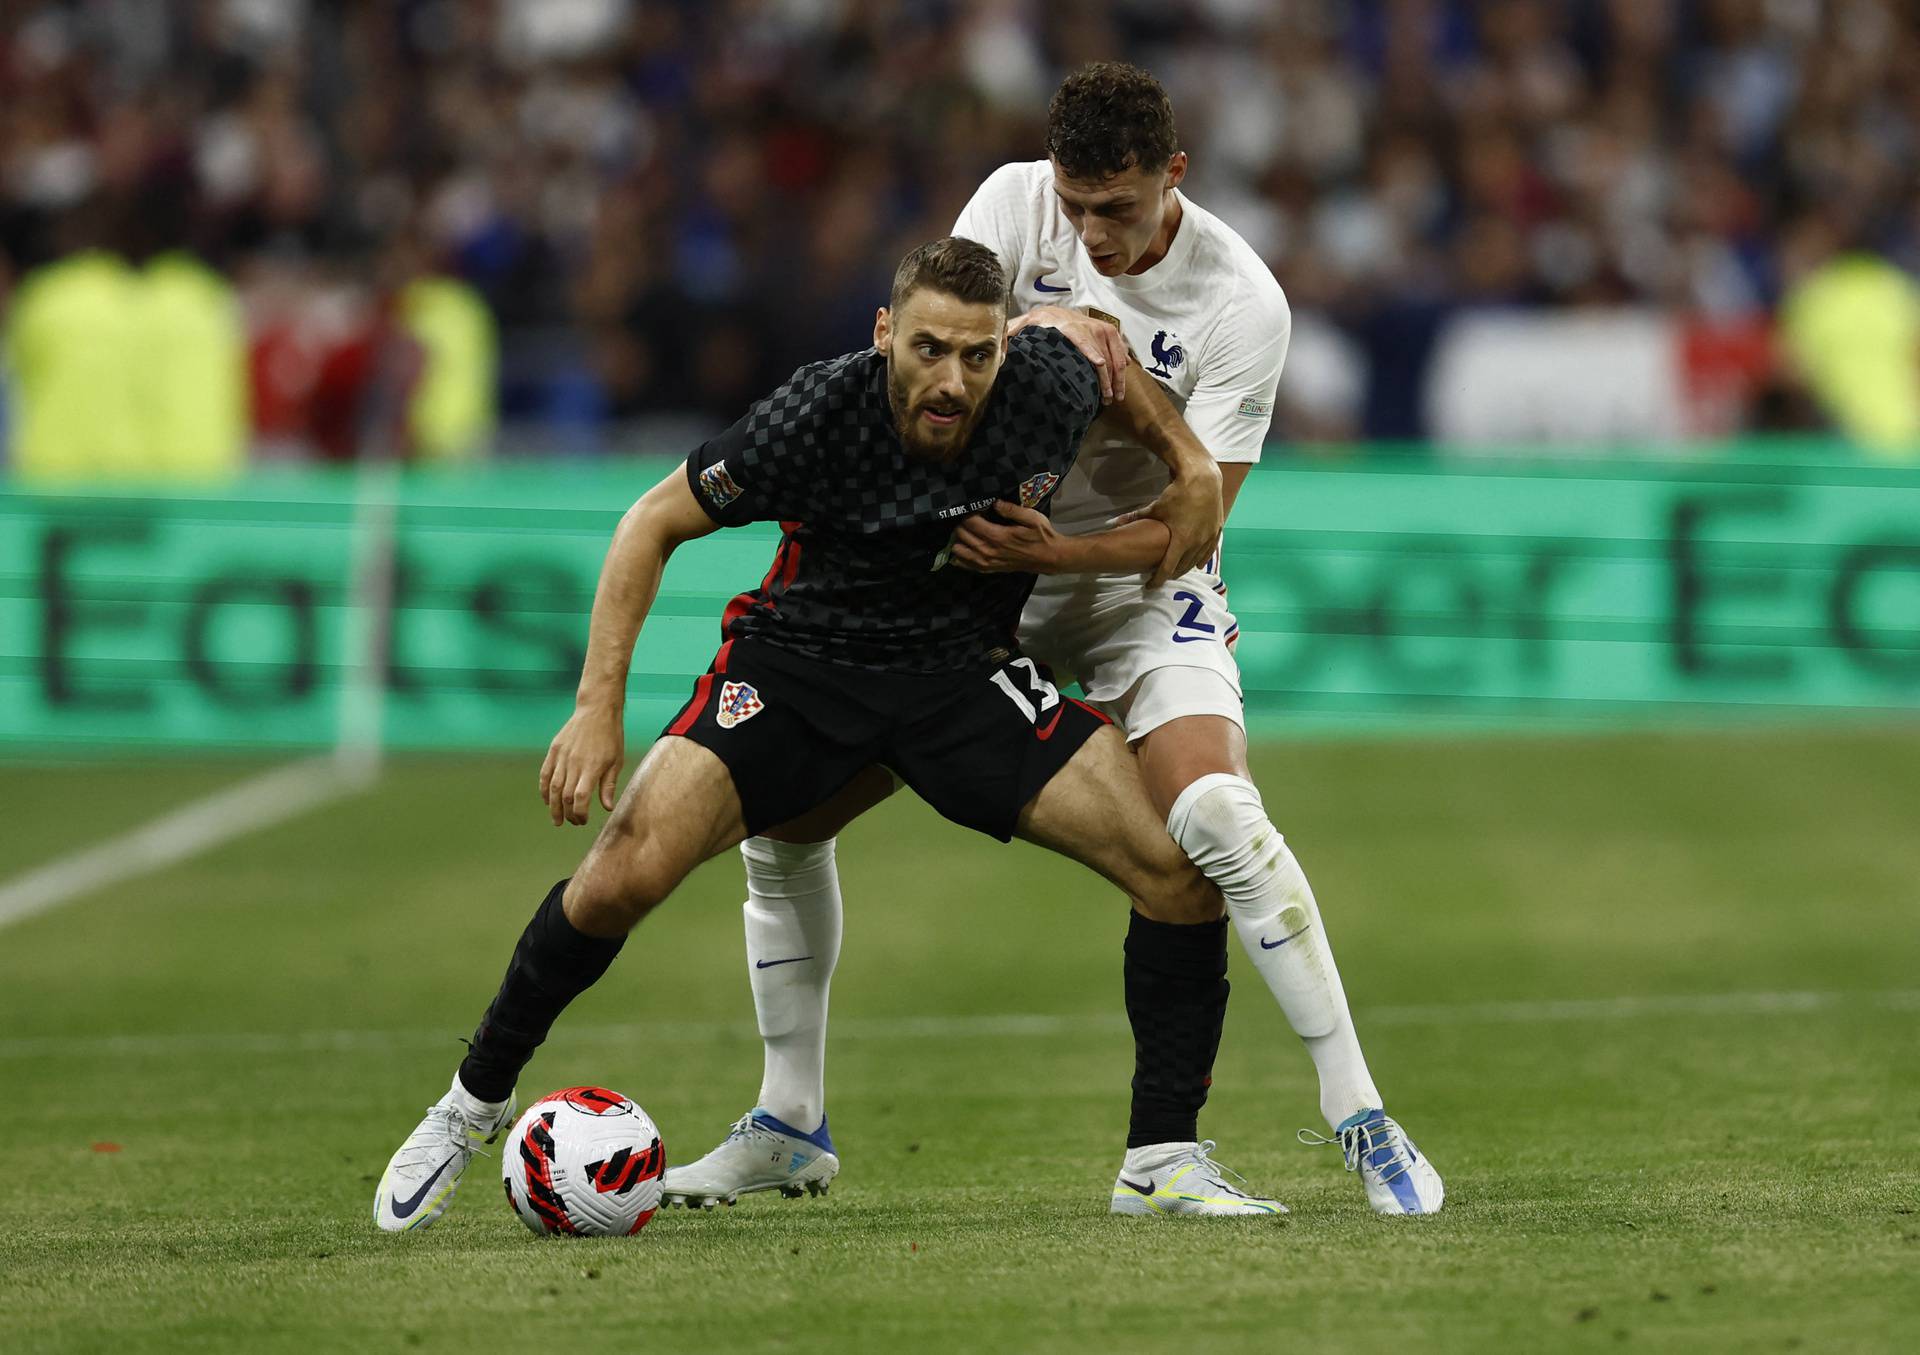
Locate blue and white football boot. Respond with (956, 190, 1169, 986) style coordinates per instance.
(1299, 1108, 1444, 1215)
(1109, 1140, 1288, 1217)
(374, 1076, 516, 1233)
(660, 1108, 839, 1208)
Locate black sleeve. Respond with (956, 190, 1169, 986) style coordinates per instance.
(1008, 325, 1104, 447)
(683, 364, 825, 527)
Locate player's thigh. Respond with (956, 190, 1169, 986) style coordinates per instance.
(1133, 711, 1250, 819)
(569, 735, 749, 932)
(573, 639, 880, 929)
(668, 638, 885, 839)
(1014, 725, 1221, 924)
(885, 654, 1100, 842)
(762, 764, 898, 844)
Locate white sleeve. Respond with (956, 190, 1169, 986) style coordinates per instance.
(1182, 283, 1291, 463)
(951, 162, 1035, 280)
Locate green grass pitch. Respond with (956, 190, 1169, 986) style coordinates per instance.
(1, 726, 1916, 1353)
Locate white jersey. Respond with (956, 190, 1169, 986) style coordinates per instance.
(952, 160, 1291, 535)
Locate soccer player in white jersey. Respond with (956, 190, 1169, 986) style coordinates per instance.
(666, 63, 1443, 1217)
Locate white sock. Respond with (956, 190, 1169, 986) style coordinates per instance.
(1122, 1141, 1197, 1174)
(740, 835, 843, 1131)
(448, 1072, 509, 1122)
(1165, 773, 1381, 1130)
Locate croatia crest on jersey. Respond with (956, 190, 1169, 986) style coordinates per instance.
(1016, 471, 1061, 508)
(715, 680, 764, 729)
(699, 460, 745, 509)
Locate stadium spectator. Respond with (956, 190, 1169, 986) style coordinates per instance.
(3, 191, 246, 482)
(396, 261, 498, 463)
(1777, 213, 1920, 459)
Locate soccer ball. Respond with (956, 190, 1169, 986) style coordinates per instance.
(501, 1086, 666, 1236)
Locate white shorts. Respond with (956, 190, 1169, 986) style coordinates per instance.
(1017, 565, 1244, 742)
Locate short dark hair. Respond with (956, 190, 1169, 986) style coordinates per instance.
(889, 236, 1009, 317)
(1046, 62, 1178, 181)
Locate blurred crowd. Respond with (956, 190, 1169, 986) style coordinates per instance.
(3, 0, 1918, 476)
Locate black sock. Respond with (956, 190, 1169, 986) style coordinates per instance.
(1123, 912, 1229, 1149)
(456, 879, 626, 1102)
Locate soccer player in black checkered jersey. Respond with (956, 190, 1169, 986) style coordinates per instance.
(372, 236, 1245, 1232)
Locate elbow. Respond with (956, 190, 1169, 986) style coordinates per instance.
(616, 499, 678, 562)
(614, 498, 652, 547)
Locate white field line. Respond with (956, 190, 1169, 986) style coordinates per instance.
(0, 755, 374, 933)
(1, 988, 1913, 1063)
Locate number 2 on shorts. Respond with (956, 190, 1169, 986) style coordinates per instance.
(990, 657, 1060, 723)
(1171, 590, 1217, 643)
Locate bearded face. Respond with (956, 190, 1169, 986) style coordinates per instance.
(874, 289, 1007, 461)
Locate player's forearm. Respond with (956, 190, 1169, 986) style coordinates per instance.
(574, 502, 674, 710)
(1107, 360, 1220, 485)
(1051, 520, 1172, 574)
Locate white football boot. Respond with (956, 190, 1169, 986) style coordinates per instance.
(1109, 1140, 1288, 1217)
(660, 1108, 839, 1208)
(1299, 1108, 1444, 1215)
(374, 1077, 516, 1233)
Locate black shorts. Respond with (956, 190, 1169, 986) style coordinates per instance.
(663, 638, 1110, 841)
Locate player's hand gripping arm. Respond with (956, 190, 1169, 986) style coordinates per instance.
(539, 470, 718, 826)
(948, 497, 1170, 577)
(1018, 307, 1222, 585)
(948, 464, 1248, 579)
(1007, 305, 1132, 404)
(953, 310, 1221, 585)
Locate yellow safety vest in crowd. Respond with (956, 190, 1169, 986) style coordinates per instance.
(4, 250, 247, 482)
(399, 275, 497, 462)
(1780, 253, 1920, 460)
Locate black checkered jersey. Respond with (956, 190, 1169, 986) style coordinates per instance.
(683, 326, 1102, 673)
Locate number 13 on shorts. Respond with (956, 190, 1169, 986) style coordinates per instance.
(990, 656, 1060, 724)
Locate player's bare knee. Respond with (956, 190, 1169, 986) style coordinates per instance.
(1173, 866, 1225, 924)
(1136, 854, 1223, 925)
(565, 851, 670, 934)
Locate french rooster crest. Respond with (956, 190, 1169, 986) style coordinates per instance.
(1148, 330, 1185, 378)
